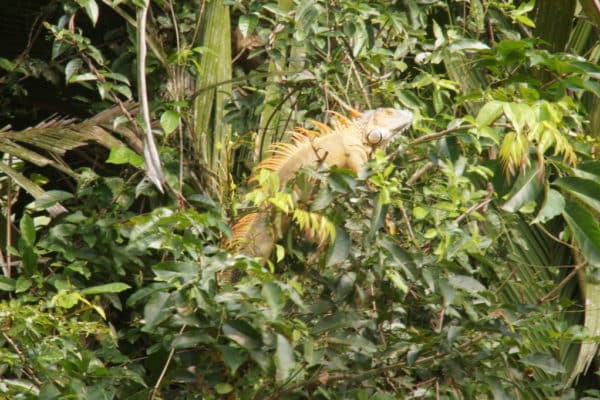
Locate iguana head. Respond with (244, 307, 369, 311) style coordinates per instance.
(360, 107, 414, 148)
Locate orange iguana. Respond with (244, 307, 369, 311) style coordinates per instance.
(232, 107, 414, 259)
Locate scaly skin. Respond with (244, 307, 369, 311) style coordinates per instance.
(232, 107, 414, 259)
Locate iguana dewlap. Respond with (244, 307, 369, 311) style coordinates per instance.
(232, 107, 414, 259)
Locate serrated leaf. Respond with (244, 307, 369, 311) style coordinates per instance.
(520, 353, 565, 375)
(81, 282, 131, 295)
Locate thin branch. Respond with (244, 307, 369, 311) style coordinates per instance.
(409, 124, 475, 146)
(151, 324, 187, 399)
(538, 261, 586, 304)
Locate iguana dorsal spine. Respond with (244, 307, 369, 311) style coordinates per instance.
(232, 107, 414, 259)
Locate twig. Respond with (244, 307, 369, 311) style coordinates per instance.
(454, 183, 493, 223)
(406, 161, 435, 186)
(2, 333, 42, 386)
(258, 333, 486, 400)
(538, 261, 586, 304)
(151, 324, 187, 399)
(409, 124, 475, 146)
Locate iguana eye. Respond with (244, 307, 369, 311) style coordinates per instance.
(366, 128, 384, 145)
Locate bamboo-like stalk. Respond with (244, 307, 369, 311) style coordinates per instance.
(192, 0, 232, 200)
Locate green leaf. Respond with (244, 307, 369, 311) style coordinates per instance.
(238, 14, 258, 37)
(275, 334, 295, 382)
(160, 110, 180, 136)
(29, 190, 73, 210)
(325, 226, 350, 267)
(520, 353, 565, 375)
(80, 282, 131, 295)
(171, 332, 215, 349)
(563, 200, 600, 268)
(501, 166, 543, 212)
(218, 345, 247, 375)
(503, 102, 532, 134)
(262, 281, 284, 319)
(142, 292, 172, 331)
(19, 213, 36, 246)
(65, 58, 83, 81)
(106, 146, 144, 167)
(476, 101, 504, 127)
(215, 383, 233, 394)
(0, 276, 16, 291)
(554, 177, 600, 212)
(223, 320, 261, 350)
(532, 188, 565, 224)
(76, 0, 99, 25)
(448, 275, 486, 293)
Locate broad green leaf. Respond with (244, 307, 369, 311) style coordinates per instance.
(223, 320, 261, 350)
(29, 190, 73, 209)
(448, 39, 490, 52)
(520, 353, 565, 375)
(532, 188, 565, 224)
(501, 166, 543, 212)
(448, 275, 486, 293)
(554, 177, 600, 212)
(0, 276, 16, 291)
(106, 146, 144, 167)
(65, 58, 83, 81)
(563, 200, 600, 268)
(262, 281, 284, 319)
(76, 0, 99, 25)
(503, 102, 532, 134)
(81, 282, 131, 295)
(275, 334, 295, 382)
(69, 72, 97, 83)
(142, 292, 171, 331)
(160, 110, 180, 136)
(312, 311, 367, 333)
(476, 101, 504, 127)
(218, 345, 247, 375)
(19, 213, 35, 246)
(238, 14, 258, 37)
(215, 383, 233, 394)
(171, 332, 215, 349)
(325, 226, 350, 267)
(152, 262, 198, 283)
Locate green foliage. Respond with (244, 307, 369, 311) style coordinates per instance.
(1, 0, 600, 399)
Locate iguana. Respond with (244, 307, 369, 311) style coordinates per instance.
(232, 107, 414, 259)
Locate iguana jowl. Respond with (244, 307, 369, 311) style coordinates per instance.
(232, 107, 414, 259)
